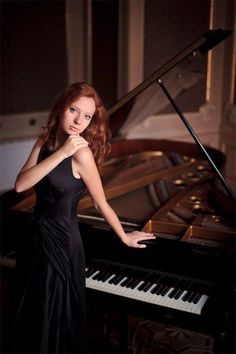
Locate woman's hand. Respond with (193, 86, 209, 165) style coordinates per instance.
(121, 231, 155, 248)
(59, 135, 89, 158)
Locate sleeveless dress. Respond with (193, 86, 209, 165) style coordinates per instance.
(14, 145, 87, 354)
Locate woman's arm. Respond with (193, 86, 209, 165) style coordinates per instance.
(73, 147, 155, 248)
(15, 135, 88, 193)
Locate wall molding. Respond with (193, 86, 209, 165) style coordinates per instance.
(65, 0, 92, 84)
(0, 111, 48, 142)
(117, 0, 144, 99)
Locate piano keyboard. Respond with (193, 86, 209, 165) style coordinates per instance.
(85, 259, 210, 315)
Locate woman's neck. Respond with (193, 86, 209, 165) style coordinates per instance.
(53, 130, 67, 151)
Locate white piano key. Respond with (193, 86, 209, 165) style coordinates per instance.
(192, 295, 209, 314)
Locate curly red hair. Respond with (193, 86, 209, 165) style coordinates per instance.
(40, 82, 111, 165)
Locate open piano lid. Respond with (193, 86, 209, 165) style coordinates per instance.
(108, 29, 232, 137)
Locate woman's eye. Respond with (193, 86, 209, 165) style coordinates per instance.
(85, 115, 92, 120)
(70, 107, 76, 113)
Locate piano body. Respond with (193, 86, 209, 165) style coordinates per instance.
(1, 30, 236, 353)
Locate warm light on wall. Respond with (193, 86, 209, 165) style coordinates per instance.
(205, 0, 214, 102)
(232, 35, 236, 104)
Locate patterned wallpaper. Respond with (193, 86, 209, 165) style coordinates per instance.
(144, 0, 211, 113)
(1, 0, 68, 115)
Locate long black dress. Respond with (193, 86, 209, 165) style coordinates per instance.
(15, 145, 87, 354)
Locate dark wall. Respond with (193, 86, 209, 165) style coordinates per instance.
(144, 0, 211, 112)
(1, 0, 212, 115)
(92, 0, 119, 108)
(1, 0, 68, 115)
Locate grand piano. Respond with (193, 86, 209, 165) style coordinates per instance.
(1, 29, 236, 353)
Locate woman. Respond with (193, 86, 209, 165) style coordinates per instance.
(14, 82, 154, 353)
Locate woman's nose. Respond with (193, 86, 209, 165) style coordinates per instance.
(74, 114, 82, 124)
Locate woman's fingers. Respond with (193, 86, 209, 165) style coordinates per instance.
(61, 135, 89, 157)
(124, 231, 155, 248)
(70, 135, 88, 146)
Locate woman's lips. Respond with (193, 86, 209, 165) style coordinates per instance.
(69, 125, 79, 133)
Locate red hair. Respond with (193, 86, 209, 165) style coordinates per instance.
(40, 82, 111, 165)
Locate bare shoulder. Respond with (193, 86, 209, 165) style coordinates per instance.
(73, 146, 94, 164)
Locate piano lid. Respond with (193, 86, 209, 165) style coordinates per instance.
(108, 29, 232, 138)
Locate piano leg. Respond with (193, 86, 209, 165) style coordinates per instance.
(87, 304, 131, 353)
(118, 313, 129, 351)
(213, 317, 236, 354)
(103, 311, 130, 352)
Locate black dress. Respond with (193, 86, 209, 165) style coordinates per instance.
(14, 145, 87, 354)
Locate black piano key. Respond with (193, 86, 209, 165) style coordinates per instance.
(130, 279, 143, 289)
(150, 274, 169, 294)
(168, 287, 178, 298)
(98, 271, 112, 282)
(95, 263, 117, 281)
(92, 271, 103, 280)
(123, 278, 135, 288)
(155, 276, 170, 295)
(183, 291, 195, 303)
(151, 283, 162, 294)
(188, 291, 199, 303)
(91, 269, 103, 279)
(108, 275, 118, 284)
(155, 276, 172, 295)
(160, 286, 171, 296)
(86, 262, 101, 276)
(120, 277, 132, 287)
(124, 270, 146, 288)
(110, 274, 124, 284)
(126, 278, 137, 288)
(86, 268, 98, 278)
(192, 292, 203, 304)
(138, 281, 148, 291)
(140, 282, 155, 292)
(168, 279, 189, 298)
(181, 281, 199, 301)
(101, 273, 114, 282)
(128, 278, 143, 289)
(120, 269, 143, 287)
(173, 288, 185, 299)
(120, 273, 135, 287)
(113, 275, 127, 285)
(125, 277, 139, 288)
(182, 291, 190, 302)
(155, 284, 166, 295)
(138, 273, 161, 291)
(92, 271, 101, 280)
(98, 269, 113, 281)
(90, 264, 107, 280)
(108, 266, 130, 284)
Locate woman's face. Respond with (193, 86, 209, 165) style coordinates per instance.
(59, 96, 96, 136)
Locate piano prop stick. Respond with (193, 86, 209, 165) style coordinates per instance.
(157, 78, 236, 211)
